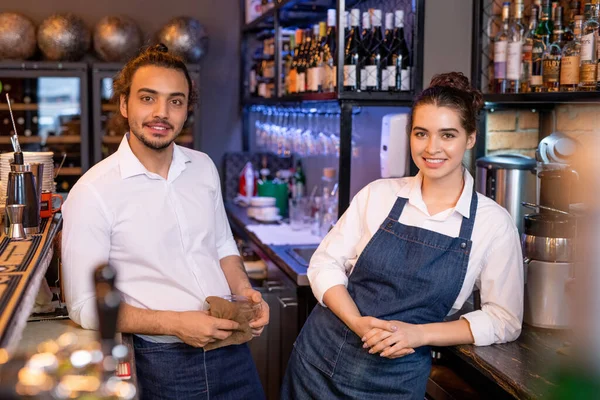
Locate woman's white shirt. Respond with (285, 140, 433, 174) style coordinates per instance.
(308, 170, 524, 346)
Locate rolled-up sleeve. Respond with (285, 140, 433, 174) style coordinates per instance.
(61, 183, 112, 330)
(210, 160, 239, 260)
(461, 222, 524, 346)
(308, 188, 366, 305)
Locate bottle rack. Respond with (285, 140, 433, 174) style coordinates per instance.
(241, 0, 425, 215)
(471, 0, 600, 161)
(91, 63, 202, 165)
(0, 61, 89, 192)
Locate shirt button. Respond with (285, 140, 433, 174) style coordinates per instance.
(460, 242, 467, 249)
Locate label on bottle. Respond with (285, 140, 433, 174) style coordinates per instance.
(344, 65, 356, 86)
(494, 40, 508, 79)
(542, 58, 560, 83)
(387, 65, 396, 89)
(298, 72, 306, 92)
(365, 65, 378, 87)
(560, 55, 581, 85)
(401, 68, 410, 91)
(507, 42, 522, 80)
(580, 63, 597, 84)
(307, 67, 322, 92)
(529, 75, 543, 86)
(530, 40, 545, 86)
(323, 65, 334, 91)
(521, 43, 532, 80)
(581, 32, 595, 61)
(360, 68, 367, 90)
(522, 44, 533, 62)
(249, 70, 257, 93)
(288, 70, 297, 94)
(258, 82, 267, 97)
(381, 68, 390, 90)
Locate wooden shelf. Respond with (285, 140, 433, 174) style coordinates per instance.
(101, 104, 119, 112)
(0, 136, 81, 145)
(0, 103, 38, 111)
(244, 91, 416, 106)
(483, 92, 600, 108)
(56, 167, 81, 176)
(102, 135, 193, 144)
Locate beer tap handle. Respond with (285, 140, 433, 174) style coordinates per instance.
(93, 264, 120, 354)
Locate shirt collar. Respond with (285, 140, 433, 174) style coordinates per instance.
(117, 133, 191, 180)
(397, 169, 475, 218)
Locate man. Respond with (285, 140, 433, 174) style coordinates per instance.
(61, 44, 268, 400)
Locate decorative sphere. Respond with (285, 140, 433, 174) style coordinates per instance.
(93, 15, 143, 62)
(156, 17, 208, 63)
(37, 13, 91, 61)
(0, 12, 37, 60)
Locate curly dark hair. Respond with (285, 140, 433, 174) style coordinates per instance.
(111, 43, 198, 108)
(408, 72, 484, 135)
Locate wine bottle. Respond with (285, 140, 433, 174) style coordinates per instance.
(344, 9, 361, 91)
(360, 11, 372, 91)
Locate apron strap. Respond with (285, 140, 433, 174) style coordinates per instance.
(389, 197, 408, 221)
(458, 189, 478, 240)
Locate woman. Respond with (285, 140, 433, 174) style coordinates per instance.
(281, 72, 524, 399)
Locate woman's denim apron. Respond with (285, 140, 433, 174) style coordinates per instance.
(282, 191, 478, 399)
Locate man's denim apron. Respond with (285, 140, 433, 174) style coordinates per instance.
(282, 191, 478, 399)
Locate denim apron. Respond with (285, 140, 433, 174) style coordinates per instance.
(282, 191, 478, 400)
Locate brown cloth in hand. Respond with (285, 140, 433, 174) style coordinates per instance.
(204, 296, 254, 351)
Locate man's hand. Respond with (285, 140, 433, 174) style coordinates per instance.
(239, 288, 270, 337)
(173, 311, 240, 348)
(362, 320, 424, 359)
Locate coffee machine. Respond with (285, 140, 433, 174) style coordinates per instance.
(476, 154, 537, 235)
(522, 166, 578, 329)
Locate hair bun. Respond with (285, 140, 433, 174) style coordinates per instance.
(429, 72, 484, 113)
(152, 43, 169, 53)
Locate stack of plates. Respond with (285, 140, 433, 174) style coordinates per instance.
(0, 152, 56, 206)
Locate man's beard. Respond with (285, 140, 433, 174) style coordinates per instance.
(130, 124, 180, 151)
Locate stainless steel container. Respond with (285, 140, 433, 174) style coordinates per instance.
(522, 210, 577, 330)
(523, 259, 573, 329)
(476, 154, 537, 235)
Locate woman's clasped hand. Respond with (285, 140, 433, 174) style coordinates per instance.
(360, 319, 424, 359)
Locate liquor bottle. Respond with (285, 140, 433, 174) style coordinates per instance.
(344, 9, 361, 91)
(249, 62, 258, 96)
(507, 0, 524, 92)
(382, 12, 394, 91)
(394, 10, 411, 91)
(282, 39, 293, 96)
(551, 5, 566, 44)
(522, 6, 539, 92)
(360, 11, 372, 91)
(297, 29, 310, 93)
(365, 9, 384, 91)
(323, 9, 337, 92)
(560, 15, 584, 91)
(494, 2, 511, 93)
(288, 30, 301, 94)
(579, 0, 599, 90)
(307, 24, 322, 93)
(531, 0, 552, 92)
(584, 0, 592, 19)
(564, 0, 582, 42)
(543, 6, 565, 91)
(293, 159, 306, 199)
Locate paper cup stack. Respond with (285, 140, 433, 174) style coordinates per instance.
(247, 196, 281, 222)
(0, 152, 56, 207)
